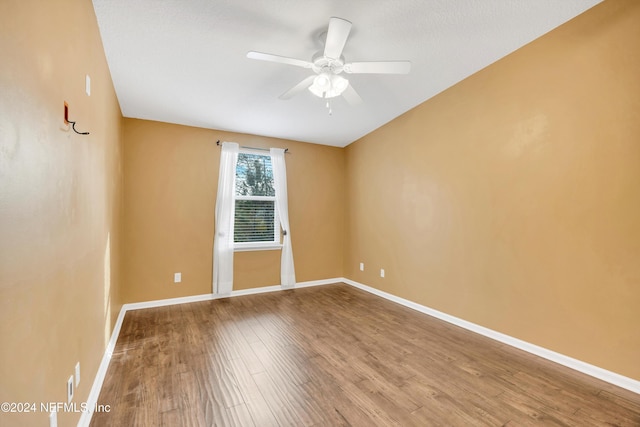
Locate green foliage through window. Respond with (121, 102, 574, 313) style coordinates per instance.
(235, 153, 275, 197)
(234, 152, 278, 244)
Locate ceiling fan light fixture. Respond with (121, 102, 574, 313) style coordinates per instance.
(308, 73, 349, 99)
(316, 74, 330, 88)
(331, 75, 348, 94)
(309, 73, 331, 97)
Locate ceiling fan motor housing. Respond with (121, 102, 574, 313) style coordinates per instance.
(311, 51, 345, 75)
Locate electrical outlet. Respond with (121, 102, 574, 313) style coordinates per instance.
(49, 410, 57, 427)
(75, 362, 80, 387)
(359, 262, 364, 271)
(85, 75, 91, 96)
(67, 375, 74, 403)
(174, 272, 181, 283)
(380, 269, 385, 278)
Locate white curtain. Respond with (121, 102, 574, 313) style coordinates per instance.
(213, 142, 239, 295)
(270, 148, 296, 288)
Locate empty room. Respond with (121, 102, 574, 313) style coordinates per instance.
(1, 0, 639, 426)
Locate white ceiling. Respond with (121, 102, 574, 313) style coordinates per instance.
(92, 0, 602, 147)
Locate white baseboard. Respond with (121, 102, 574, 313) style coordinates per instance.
(78, 277, 341, 426)
(294, 277, 344, 288)
(77, 306, 127, 427)
(341, 278, 640, 395)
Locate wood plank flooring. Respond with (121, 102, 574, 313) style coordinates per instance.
(90, 283, 640, 426)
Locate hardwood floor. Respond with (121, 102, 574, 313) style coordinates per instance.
(90, 284, 640, 426)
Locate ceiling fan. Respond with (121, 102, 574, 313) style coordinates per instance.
(247, 17, 411, 111)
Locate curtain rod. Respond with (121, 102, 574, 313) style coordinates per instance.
(216, 140, 289, 153)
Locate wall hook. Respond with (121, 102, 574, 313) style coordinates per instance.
(68, 120, 90, 135)
(64, 102, 90, 135)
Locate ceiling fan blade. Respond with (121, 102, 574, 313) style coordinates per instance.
(342, 84, 363, 106)
(247, 51, 313, 69)
(344, 61, 411, 74)
(324, 17, 352, 60)
(279, 75, 316, 100)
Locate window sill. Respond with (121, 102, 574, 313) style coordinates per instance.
(234, 243, 283, 252)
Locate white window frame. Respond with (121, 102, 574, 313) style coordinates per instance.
(233, 149, 282, 252)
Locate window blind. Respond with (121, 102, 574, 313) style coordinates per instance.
(234, 199, 278, 243)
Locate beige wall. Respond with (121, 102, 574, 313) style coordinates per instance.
(345, 0, 640, 381)
(0, 0, 123, 426)
(121, 119, 345, 303)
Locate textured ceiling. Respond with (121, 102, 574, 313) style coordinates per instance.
(92, 0, 602, 147)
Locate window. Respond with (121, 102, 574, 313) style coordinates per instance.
(234, 151, 280, 250)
